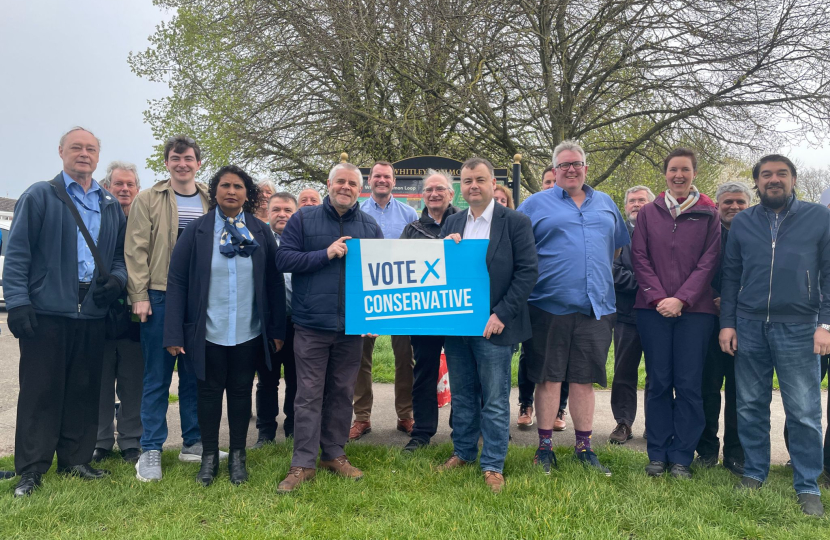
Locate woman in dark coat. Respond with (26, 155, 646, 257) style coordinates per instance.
(164, 165, 285, 486)
(631, 148, 721, 479)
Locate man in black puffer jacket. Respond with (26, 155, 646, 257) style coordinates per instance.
(399, 170, 459, 452)
(276, 162, 382, 493)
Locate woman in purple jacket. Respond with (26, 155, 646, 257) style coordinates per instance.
(631, 148, 721, 479)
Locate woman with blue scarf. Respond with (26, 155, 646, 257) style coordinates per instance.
(164, 165, 286, 486)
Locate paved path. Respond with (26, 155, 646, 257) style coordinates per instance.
(0, 310, 804, 463)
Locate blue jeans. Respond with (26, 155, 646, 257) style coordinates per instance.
(443, 336, 512, 474)
(735, 317, 823, 495)
(139, 290, 200, 451)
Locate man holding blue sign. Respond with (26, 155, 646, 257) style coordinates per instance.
(275, 162, 383, 494)
(439, 157, 538, 493)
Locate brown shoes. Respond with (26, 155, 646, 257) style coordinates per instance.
(276, 466, 316, 493)
(484, 471, 505, 493)
(517, 404, 534, 428)
(609, 423, 633, 445)
(349, 421, 371, 441)
(320, 455, 364, 480)
(438, 455, 470, 471)
(397, 418, 415, 434)
(553, 409, 567, 431)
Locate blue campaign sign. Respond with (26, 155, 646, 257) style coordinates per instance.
(345, 239, 490, 336)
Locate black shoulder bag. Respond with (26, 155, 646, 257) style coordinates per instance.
(51, 179, 131, 340)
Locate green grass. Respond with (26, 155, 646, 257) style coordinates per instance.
(371, 337, 829, 391)
(0, 443, 827, 539)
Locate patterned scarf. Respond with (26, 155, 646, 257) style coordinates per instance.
(664, 186, 701, 219)
(218, 210, 259, 258)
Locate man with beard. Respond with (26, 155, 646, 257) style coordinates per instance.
(719, 155, 830, 516)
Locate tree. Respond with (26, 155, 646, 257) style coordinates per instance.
(131, 0, 830, 193)
(796, 166, 830, 204)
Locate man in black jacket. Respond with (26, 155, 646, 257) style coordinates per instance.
(719, 155, 830, 516)
(694, 182, 751, 475)
(400, 170, 459, 452)
(608, 185, 653, 444)
(439, 158, 538, 493)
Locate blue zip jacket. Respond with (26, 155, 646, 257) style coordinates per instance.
(720, 194, 830, 328)
(275, 196, 382, 332)
(2, 172, 127, 319)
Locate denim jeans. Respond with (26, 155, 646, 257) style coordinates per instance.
(735, 317, 823, 495)
(443, 336, 512, 474)
(139, 290, 200, 451)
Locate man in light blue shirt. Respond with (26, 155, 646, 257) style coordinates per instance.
(63, 171, 101, 282)
(517, 140, 629, 476)
(351, 162, 419, 439)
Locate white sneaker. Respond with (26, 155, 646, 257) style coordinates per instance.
(179, 441, 228, 463)
(136, 450, 162, 482)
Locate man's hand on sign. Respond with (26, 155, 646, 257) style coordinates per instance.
(445, 233, 462, 244)
(133, 300, 152, 323)
(483, 313, 505, 339)
(327, 236, 352, 259)
(361, 333, 380, 338)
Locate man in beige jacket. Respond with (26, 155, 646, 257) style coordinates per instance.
(125, 136, 224, 482)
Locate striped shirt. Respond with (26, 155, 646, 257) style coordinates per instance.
(175, 191, 204, 236)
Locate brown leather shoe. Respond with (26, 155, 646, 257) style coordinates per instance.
(609, 423, 633, 445)
(320, 455, 363, 480)
(484, 471, 505, 493)
(553, 409, 567, 431)
(276, 466, 316, 493)
(517, 404, 534, 428)
(397, 418, 414, 434)
(438, 455, 470, 471)
(349, 421, 371, 441)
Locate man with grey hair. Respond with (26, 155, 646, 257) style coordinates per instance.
(694, 181, 752, 475)
(518, 140, 629, 475)
(399, 169, 459, 451)
(4, 127, 127, 496)
(608, 185, 655, 444)
(92, 160, 144, 464)
(275, 162, 383, 493)
(101, 161, 141, 216)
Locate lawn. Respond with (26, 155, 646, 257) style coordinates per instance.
(0, 443, 827, 539)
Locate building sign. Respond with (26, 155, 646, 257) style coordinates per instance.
(358, 156, 509, 211)
(345, 238, 491, 336)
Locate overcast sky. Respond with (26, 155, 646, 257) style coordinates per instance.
(0, 1, 828, 200)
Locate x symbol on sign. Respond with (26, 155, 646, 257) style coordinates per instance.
(421, 259, 440, 283)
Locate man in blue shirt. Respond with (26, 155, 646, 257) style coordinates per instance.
(3, 127, 127, 496)
(518, 140, 629, 476)
(351, 162, 419, 439)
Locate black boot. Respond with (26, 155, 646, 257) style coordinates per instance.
(228, 449, 248, 485)
(13, 472, 41, 497)
(196, 451, 220, 487)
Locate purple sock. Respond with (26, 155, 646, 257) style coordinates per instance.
(538, 429, 553, 450)
(575, 430, 592, 453)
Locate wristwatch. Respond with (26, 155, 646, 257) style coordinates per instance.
(821, 324, 830, 332)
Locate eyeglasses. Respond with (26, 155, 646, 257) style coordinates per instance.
(555, 161, 585, 170)
(423, 186, 449, 194)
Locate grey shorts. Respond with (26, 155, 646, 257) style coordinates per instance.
(524, 305, 613, 386)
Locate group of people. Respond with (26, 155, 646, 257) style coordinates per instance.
(3, 128, 829, 517)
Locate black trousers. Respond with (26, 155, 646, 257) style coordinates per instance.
(198, 337, 261, 453)
(255, 319, 296, 438)
(610, 320, 645, 427)
(697, 324, 743, 462)
(518, 342, 569, 410)
(15, 315, 106, 474)
(783, 355, 830, 471)
(410, 335, 445, 442)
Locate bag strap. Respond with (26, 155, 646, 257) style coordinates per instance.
(50, 178, 110, 280)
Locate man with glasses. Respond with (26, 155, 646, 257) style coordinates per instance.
(518, 140, 629, 476)
(350, 161, 419, 440)
(399, 170, 459, 451)
(126, 136, 224, 482)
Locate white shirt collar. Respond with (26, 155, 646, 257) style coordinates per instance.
(466, 198, 496, 223)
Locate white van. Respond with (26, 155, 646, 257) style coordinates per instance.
(0, 220, 10, 303)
